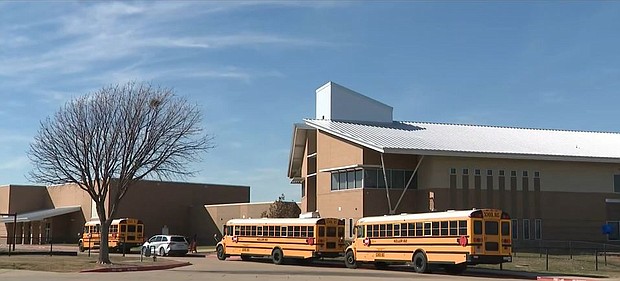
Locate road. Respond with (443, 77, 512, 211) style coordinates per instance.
(0, 254, 531, 281)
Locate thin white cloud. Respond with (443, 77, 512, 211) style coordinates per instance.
(0, 156, 29, 170)
(0, 2, 335, 78)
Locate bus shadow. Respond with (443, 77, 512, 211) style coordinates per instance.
(232, 258, 538, 280)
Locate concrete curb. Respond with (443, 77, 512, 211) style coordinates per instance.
(80, 261, 191, 273)
(536, 277, 598, 281)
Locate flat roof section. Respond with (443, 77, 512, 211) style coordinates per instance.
(0, 206, 81, 223)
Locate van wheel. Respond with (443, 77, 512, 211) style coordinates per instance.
(412, 252, 430, 273)
(159, 247, 166, 256)
(216, 245, 226, 261)
(271, 248, 284, 265)
(345, 250, 357, 269)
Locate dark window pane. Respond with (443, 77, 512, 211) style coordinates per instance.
(501, 222, 510, 236)
(364, 169, 378, 188)
(339, 173, 347, 190)
(392, 170, 405, 189)
(458, 221, 467, 235)
(615, 175, 620, 192)
(347, 171, 355, 189)
(331, 173, 339, 190)
(355, 170, 363, 188)
(441, 221, 448, 236)
(474, 221, 482, 235)
(449, 221, 457, 236)
(485, 221, 498, 235)
(609, 222, 619, 241)
(378, 170, 386, 188)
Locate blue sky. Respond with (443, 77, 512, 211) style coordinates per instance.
(1, 1, 620, 202)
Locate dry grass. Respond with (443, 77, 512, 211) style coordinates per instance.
(0, 253, 174, 272)
(476, 252, 620, 278)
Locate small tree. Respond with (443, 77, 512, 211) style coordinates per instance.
(261, 194, 301, 218)
(28, 82, 213, 264)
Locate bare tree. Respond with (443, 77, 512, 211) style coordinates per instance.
(261, 194, 301, 218)
(28, 82, 213, 264)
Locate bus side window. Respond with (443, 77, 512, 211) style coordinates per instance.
(257, 226, 262, 236)
(449, 221, 457, 236)
(357, 225, 364, 238)
(458, 220, 467, 235)
(308, 226, 314, 238)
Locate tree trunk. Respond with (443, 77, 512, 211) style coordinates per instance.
(98, 221, 112, 264)
(97, 205, 112, 264)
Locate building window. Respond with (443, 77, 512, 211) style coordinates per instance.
(462, 169, 469, 175)
(331, 170, 363, 190)
(487, 170, 493, 176)
(523, 219, 530, 240)
(331, 173, 339, 191)
(474, 169, 481, 176)
(615, 175, 620, 193)
(450, 168, 456, 175)
(301, 182, 305, 197)
(534, 219, 542, 240)
(511, 171, 517, 177)
(534, 171, 540, 178)
(523, 171, 528, 177)
(511, 219, 518, 240)
(364, 169, 378, 188)
(499, 170, 505, 176)
(607, 221, 620, 241)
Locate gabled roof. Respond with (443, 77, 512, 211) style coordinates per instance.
(288, 123, 314, 180)
(0, 206, 81, 223)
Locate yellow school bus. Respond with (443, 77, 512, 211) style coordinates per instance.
(79, 218, 145, 253)
(345, 209, 512, 274)
(216, 217, 346, 264)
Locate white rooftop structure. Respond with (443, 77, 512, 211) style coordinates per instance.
(316, 81, 393, 123)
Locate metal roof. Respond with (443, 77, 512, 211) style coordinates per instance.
(304, 119, 620, 163)
(357, 209, 479, 224)
(0, 206, 81, 223)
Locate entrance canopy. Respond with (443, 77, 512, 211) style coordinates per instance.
(0, 206, 81, 223)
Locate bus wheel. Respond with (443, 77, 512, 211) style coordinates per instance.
(445, 263, 467, 275)
(271, 248, 284, 265)
(216, 245, 226, 261)
(344, 250, 357, 269)
(412, 252, 430, 273)
(240, 254, 251, 261)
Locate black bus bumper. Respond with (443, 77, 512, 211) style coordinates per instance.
(467, 254, 512, 265)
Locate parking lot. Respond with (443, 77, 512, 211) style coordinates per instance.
(0, 252, 535, 281)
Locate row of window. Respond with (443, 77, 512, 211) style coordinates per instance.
(511, 219, 542, 240)
(450, 168, 540, 178)
(360, 220, 469, 238)
(331, 168, 418, 191)
(230, 225, 345, 238)
(359, 220, 510, 238)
